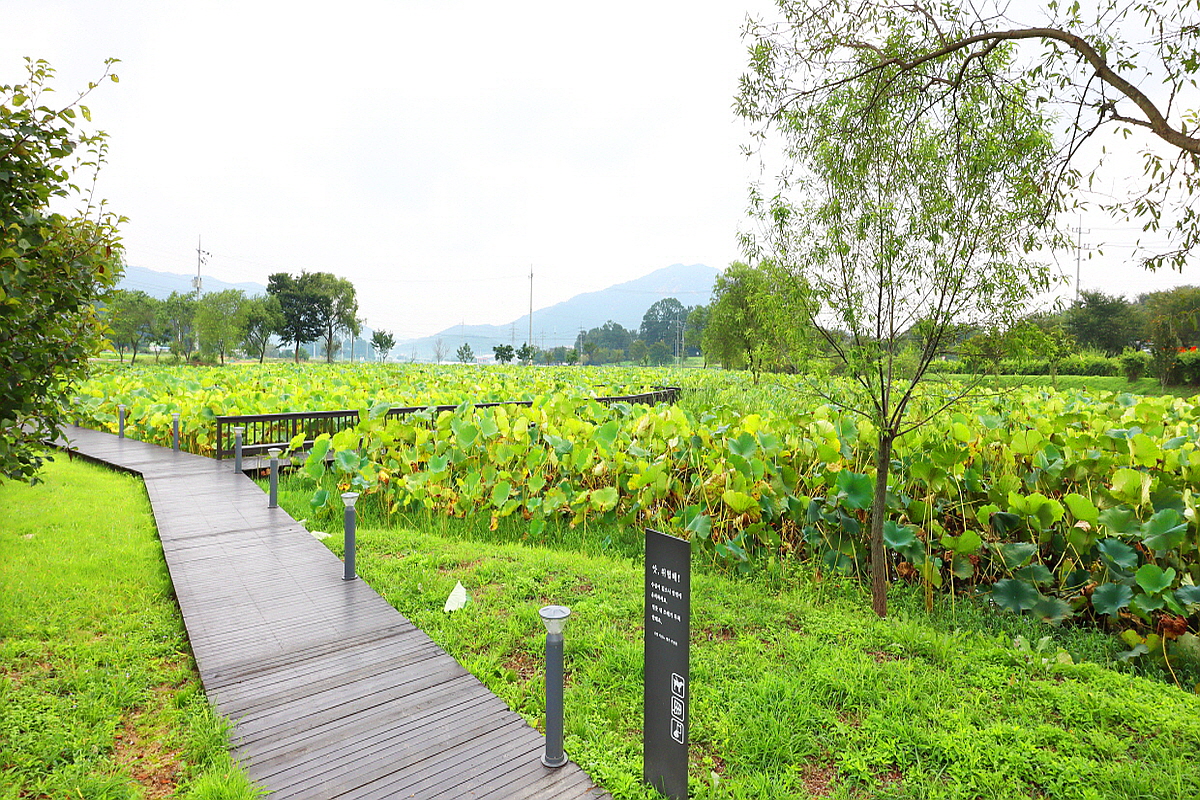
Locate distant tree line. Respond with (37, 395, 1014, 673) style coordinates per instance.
(692, 261, 1200, 389)
(567, 298, 706, 366)
(102, 271, 401, 364)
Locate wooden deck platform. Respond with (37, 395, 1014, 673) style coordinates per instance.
(56, 426, 611, 800)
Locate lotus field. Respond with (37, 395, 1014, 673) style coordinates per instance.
(72, 363, 1200, 659)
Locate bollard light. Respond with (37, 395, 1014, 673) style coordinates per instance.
(539, 604, 571, 768)
(118, 404, 126, 439)
(268, 448, 281, 509)
(172, 412, 180, 452)
(342, 492, 359, 581)
(233, 427, 245, 474)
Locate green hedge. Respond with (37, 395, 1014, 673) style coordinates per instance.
(927, 350, 1200, 386)
(928, 354, 1121, 377)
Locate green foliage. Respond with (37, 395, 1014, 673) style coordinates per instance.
(1068, 291, 1143, 356)
(1121, 349, 1152, 382)
(238, 294, 282, 364)
(702, 261, 808, 381)
(266, 271, 328, 363)
(575, 321, 634, 364)
(0, 58, 125, 482)
(743, 0, 1200, 271)
(195, 288, 246, 365)
(683, 304, 708, 359)
(515, 342, 537, 365)
(639, 297, 689, 347)
(492, 343, 514, 364)
(628, 339, 649, 366)
(161, 291, 197, 359)
(369, 328, 395, 362)
(72, 363, 1200, 660)
(340, 523, 1200, 799)
(307, 272, 358, 364)
(455, 342, 474, 364)
(739, 16, 1062, 616)
(647, 340, 672, 366)
(1142, 286, 1200, 386)
(104, 288, 158, 363)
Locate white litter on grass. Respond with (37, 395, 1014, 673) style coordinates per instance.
(444, 581, 469, 613)
(310, 530, 332, 541)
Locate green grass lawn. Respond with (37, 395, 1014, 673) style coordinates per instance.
(0, 456, 260, 800)
(996, 374, 1199, 397)
(15, 455, 1199, 799)
(315, 521, 1200, 800)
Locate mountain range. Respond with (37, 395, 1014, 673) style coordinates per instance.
(116, 262, 719, 362)
(393, 263, 719, 361)
(117, 265, 268, 299)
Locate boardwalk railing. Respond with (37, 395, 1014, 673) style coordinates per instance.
(214, 387, 680, 460)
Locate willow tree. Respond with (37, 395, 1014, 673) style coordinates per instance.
(739, 28, 1060, 616)
(703, 260, 810, 382)
(741, 0, 1200, 271)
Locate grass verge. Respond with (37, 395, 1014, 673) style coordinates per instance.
(323, 522, 1200, 800)
(972, 374, 1198, 397)
(0, 456, 260, 800)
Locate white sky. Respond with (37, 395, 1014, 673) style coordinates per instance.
(2, 0, 1195, 340)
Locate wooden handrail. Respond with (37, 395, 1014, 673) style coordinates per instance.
(214, 387, 680, 459)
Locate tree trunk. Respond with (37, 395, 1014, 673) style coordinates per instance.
(870, 432, 895, 618)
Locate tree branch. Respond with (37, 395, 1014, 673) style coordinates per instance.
(781, 25, 1200, 155)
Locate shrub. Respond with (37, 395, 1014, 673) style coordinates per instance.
(1121, 349, 1151, 382)
(1057, 352, 1121, 376)
(1176, 348, 1200, 386)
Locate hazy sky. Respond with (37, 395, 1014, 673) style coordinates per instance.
(3, 1, 1195, 342)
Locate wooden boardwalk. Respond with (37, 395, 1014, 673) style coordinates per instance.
(57, 427, 611, 800)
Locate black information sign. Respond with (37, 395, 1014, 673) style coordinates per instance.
(644, 528, 690, 800)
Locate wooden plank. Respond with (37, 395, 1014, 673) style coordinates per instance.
(352, 726, 544, 800)
(243, 688, 511, 787)
(261, 703, 519, 798)
(53, 426, 613, 800)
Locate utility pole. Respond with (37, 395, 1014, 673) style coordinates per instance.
(193, 235, 209, 301)
(528, 266, 534, 351)
(1072, 219, 1092, 305)
(1075, 223, 1083, 305)
(676, 318, 684, 366)
(194, 235, 210, 355)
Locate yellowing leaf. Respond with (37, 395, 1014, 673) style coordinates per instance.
(722, 490, 757, 514)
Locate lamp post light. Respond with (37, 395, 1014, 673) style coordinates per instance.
(233, 427, 245, 474)
(118, 404, 126, 439)
(342, 492, 359, 581)
(268, 448, 281, 509)
(171, 412, 180, 452)
(539, 604, 571, 768)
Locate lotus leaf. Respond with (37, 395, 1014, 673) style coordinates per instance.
(833, 469, 873, 510)
(1090, 583, 1133, 617)
(1140, 508, 1187, 553)
(991, 579, 1039, 613)
(1031, 595, 1073, 624)
(1134, 564, 1176, 595)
